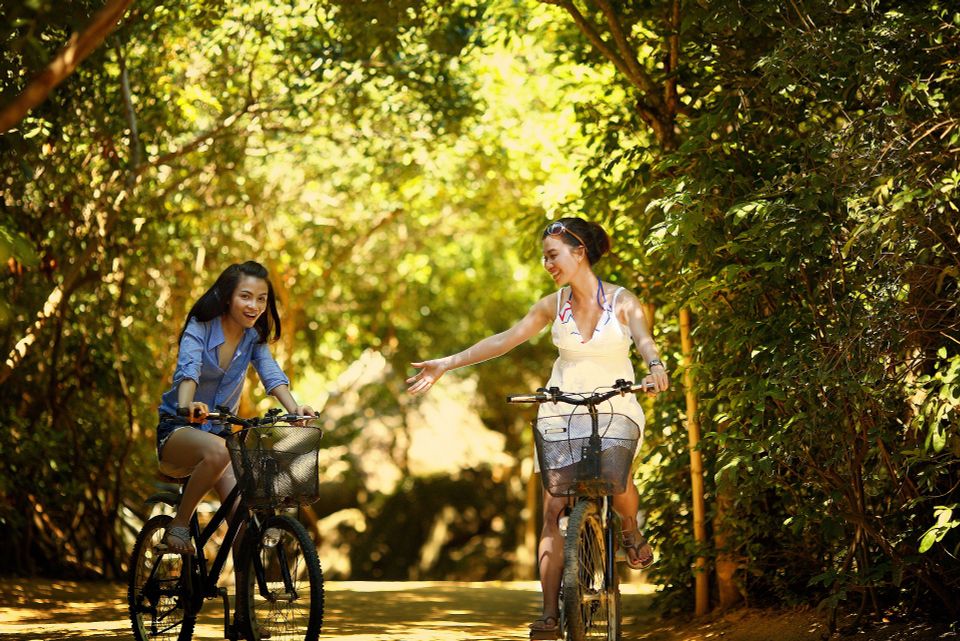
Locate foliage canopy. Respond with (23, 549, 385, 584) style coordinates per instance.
(1, 0, 957, 625)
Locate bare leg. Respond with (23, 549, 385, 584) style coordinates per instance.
(160, 428, 232, 530)
(537, 491, 567, 622)
(613, 480, 653, 567)
(213, 466, 245, 561)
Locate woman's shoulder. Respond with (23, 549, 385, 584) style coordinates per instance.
(603, 282, 636, 300)
(183, 315, 213, 336)
(607, 284, 642, 318)
(534, 288, 565, 308)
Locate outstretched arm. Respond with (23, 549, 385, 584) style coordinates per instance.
(406, 294, 556, 395)
(618, 289, 669, 394)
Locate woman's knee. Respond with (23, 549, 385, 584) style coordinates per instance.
(210, 446, 232, 471)
(196, 439, 231, 470)
(542, 495, 566, 524)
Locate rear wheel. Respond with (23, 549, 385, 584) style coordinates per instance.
(237, 514, 324, 641)
(128, 514, 196, 641)
(563, 501, 615, 641)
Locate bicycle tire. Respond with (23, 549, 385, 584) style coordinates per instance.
(128, 514, 196, 641)
(563, 501, 617, 641)
(236, 514, 324, 641)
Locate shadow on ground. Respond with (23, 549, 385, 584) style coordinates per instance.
(0, 579, 956, 641)
(0, 579, 654, 641)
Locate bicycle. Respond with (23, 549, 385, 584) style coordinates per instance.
(127, 406, 325, 641)
(508, 378, 653, 641)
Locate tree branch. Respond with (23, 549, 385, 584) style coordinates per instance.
(0, 0, 136, 133)
(137, 101, 259, 172)
(543, 1, 635, 90)
(594, 0, 659, 99)
(543, 0, 676, 147)
(116, 44, 142, 188)
(664, 0, 681, 118)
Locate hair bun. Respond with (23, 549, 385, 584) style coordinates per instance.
(586, 221, 611, 262)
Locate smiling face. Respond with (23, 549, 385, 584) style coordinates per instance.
(226, 275, 269, 329)
(542, 235, 584, 284)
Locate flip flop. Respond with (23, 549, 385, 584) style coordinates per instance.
(529, 615, 560, 640)
(622, 528, 655, 570)
(159, 525, 196, 556)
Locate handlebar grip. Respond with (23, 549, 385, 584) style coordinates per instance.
(176, 407, 222, 420)
(630, 381, 657, 393)
(506, 394, 548, 404)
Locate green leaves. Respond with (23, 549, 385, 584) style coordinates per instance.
(919, 505, 960, 554)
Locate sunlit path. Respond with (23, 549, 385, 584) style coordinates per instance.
(3, 578, 954, 641)
(0, 579, 657, 641)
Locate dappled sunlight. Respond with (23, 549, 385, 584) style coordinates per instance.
(0, 579, 658, 641)
(3, 579, 955, 640)
(406, 374, 514, 474)
(0, 580, 128, 639)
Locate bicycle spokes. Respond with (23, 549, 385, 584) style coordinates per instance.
(240, 516, 323, 641)
(128, 514, 195, 641)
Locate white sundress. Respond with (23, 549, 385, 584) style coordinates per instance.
(534, 285, 646, 473)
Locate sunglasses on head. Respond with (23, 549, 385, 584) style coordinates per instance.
(545, 221, 586, 248)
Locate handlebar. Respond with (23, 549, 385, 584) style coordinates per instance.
(176, 406, 317, 427)
(506, 379, 656, 405)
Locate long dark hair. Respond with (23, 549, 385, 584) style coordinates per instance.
(542, 217, 611, 265)
(178, 261, 281, 345)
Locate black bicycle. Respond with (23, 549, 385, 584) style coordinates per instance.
(128, 407, 325, 641)
(508, 379, 652, 641)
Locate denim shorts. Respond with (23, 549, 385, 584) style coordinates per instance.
(156, 413, 227, 458)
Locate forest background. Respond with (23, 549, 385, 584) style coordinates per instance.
(1, 0, 958, 629)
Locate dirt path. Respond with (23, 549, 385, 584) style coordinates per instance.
(1, 579, 655, 641)
(0, 579, 955, 641)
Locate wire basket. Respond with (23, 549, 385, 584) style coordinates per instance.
(226, 426, 323, 508)
(534, 412, 640, 498)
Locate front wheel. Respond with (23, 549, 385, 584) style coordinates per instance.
(237, 514, 324, 641)
(128, 514, 196, 641)
(563, 501, 618, 641)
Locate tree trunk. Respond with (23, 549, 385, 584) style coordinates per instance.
(713, 420, 741, 609)
(520, 458, 540, 579)
(680, 307, 709, 616)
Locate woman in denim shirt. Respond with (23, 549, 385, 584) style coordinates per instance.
(156, 260, 315, 554)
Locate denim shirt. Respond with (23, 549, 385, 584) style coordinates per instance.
(158, 316, 290, 431)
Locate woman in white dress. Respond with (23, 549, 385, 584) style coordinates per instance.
(407, 217, 669, 639)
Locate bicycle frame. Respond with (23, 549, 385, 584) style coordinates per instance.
(509, 379, 652, 641)
(132, 407, 323, 641)
(582, 406, 620, 624)
(183, 482, 247, 610)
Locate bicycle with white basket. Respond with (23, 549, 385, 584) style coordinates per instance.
(508, 378, 653, 641)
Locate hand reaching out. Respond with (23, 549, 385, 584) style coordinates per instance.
(407, 359, 448, 395)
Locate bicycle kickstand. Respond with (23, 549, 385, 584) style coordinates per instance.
(220, 587, 239, 641)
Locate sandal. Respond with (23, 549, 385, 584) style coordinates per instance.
(159, 525, 196, 556)
(529, 615, 560, 640)
(621, 528, 655, 570)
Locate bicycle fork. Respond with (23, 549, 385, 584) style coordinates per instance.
(603, 497, 617, 590)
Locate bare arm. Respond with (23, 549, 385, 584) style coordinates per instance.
(176, 379, 211, 423)
(406, 293, 556, 395)
(617, 289, 669, 393)
(270, 383, 316, 418)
